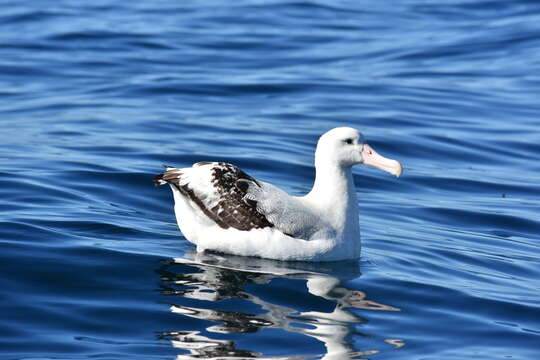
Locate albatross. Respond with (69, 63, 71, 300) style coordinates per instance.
(154, 127, 402, 261)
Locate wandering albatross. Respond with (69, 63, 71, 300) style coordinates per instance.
(154, 127, 402, 261)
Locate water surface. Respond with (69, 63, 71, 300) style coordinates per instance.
(1, 1, 540, 359)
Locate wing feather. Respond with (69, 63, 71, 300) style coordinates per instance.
(155, 162, 274, 232)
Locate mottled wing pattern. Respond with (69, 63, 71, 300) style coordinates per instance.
(154, 162, 274, 231)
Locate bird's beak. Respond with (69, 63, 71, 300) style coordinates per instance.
(361, 143, 403, 177)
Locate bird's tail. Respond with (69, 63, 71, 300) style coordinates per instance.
(153, 165, 182, 186)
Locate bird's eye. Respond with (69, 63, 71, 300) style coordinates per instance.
(344, 138, 353, 145)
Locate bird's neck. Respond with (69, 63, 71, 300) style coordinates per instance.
(305, 161, 360, 238)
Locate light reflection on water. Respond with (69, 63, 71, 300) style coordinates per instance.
(157, 252, 403, 359)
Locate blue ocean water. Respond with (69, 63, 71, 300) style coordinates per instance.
(1, 0, 540, 359)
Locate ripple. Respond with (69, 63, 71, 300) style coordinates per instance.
(2, 0, 540, 358)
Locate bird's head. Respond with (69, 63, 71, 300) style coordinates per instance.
(315, 127, 403, 177)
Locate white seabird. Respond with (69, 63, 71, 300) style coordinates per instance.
(154, 127, 402, 261)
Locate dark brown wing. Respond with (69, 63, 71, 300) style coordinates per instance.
(154, 162, 274, 231)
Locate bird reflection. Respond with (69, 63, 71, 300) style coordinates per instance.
(157, 251, 402, 359)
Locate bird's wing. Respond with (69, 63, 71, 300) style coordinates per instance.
(155, 162, 275, 232)
(154, 162, 322, 238)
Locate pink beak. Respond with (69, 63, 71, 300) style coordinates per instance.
(361, 144, 403, 177)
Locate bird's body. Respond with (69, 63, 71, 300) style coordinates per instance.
(155, 127, 402, 261)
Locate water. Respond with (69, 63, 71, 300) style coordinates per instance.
(1, 0, 540, 359)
